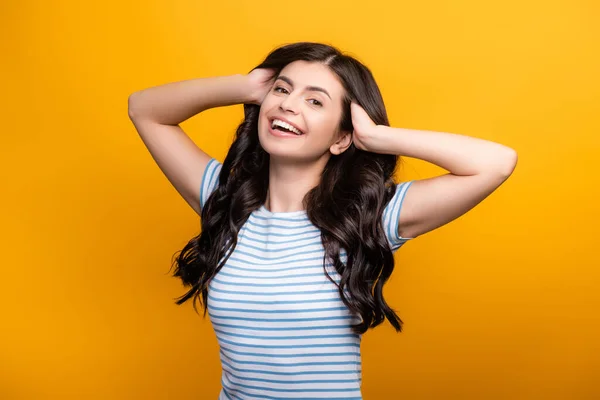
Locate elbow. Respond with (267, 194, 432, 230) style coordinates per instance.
(480, 147, 517, 179)
(496, 147, 518, 178)
(127, 92, 142, 120)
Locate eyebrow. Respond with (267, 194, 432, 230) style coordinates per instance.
(276, 75, 332, 100)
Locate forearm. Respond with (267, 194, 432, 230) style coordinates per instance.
(127, 74, 252, 125)
(376, 125, 517, 176)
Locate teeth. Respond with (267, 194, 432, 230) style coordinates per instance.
(271, 119, 303, 135)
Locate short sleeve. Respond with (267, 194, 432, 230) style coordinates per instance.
(199, 158, 223, 212)
(382, 181, 414, 251)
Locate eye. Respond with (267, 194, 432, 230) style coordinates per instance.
(274, 86, 289, 94)
(308, 99, 323, 107)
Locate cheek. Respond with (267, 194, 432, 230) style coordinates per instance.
(308, 117, 339, 141)
(260, 92, 278, 109)
(258, 97, 277, 122)
(258, 100, 273, 122)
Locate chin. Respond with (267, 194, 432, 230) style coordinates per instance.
(257, 136, 302, 163)
(258, 133, 294, 158)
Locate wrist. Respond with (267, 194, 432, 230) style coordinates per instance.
(231, 74, 258, 104)
(235, 73, 261, 105)
(372, 125, 398, 155)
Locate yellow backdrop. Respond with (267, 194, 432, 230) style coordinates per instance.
(2, 0, 598, 399)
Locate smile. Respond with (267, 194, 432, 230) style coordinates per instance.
(269, 118, 305, 135)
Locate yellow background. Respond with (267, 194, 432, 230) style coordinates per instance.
(2, 0, 599, 398)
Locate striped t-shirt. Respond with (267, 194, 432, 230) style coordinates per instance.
(200, 158, 413, 400)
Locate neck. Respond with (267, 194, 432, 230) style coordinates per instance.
(264, 155, 328, 213)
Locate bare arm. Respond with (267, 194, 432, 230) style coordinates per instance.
(127, 74, 263, 216)
(378, 126, 517, 239)
(349, 103, 518, 239)
(128, 74, 255, 124)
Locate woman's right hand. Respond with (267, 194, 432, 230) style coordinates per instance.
(245, 68, 277, 105)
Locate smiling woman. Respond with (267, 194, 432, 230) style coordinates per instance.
(127, 41, 516, 400)
(257, 59, 355, 162)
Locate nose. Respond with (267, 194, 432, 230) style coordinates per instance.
(279, 93, 300, 114)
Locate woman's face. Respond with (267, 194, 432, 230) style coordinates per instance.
(258, 60, 351, 162)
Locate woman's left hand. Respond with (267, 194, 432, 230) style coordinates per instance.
(350, 102, 389, 154)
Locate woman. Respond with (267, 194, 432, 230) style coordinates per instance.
(128, 42, 517, 399)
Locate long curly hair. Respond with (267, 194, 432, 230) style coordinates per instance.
(170, 42, 405, 335)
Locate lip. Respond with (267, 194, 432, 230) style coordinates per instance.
(268, 116, 305, 135)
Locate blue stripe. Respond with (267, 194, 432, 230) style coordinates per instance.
(235, 239, 323, 255)
(252, 213, 309, 222)
(208, 291, 344, 305)
(221, 378, 362, 400)
(221, 378, 243, 400)
(385, 183, 402, 242)
(216, 270, 340, 281)
(209, 304, 349, 314)
(208, 293, 342, 305)
(397, 181, 413, 238)
(209, 312, 357, 323)
(220, 263, 336, 274)
(220, 350, 361, 368)
(218, 337, 360, 350)
(199, 158, 216, 209)
(223, 376, 362, 394)
(222, 366, 359, 385)
(211, 321, 359, 332)
(231, 248, 327, 263)
(222, 388, 234, 400)
(207, 161, 221, 194)
(220, 345, 359, 359)
(211, 277, 337, 288)
(220, 358, 360, 376)
(226, 254, 326, 266)
(213, 328, 358, 341)
(386, 181, 413, 247)
(208, 285, 339, 296)
(238, 232, 322, 246)
(245, 218, 315, 231)
(243, 225, 320, 238)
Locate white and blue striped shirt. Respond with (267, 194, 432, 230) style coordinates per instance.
(200, 158, 413, 400)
